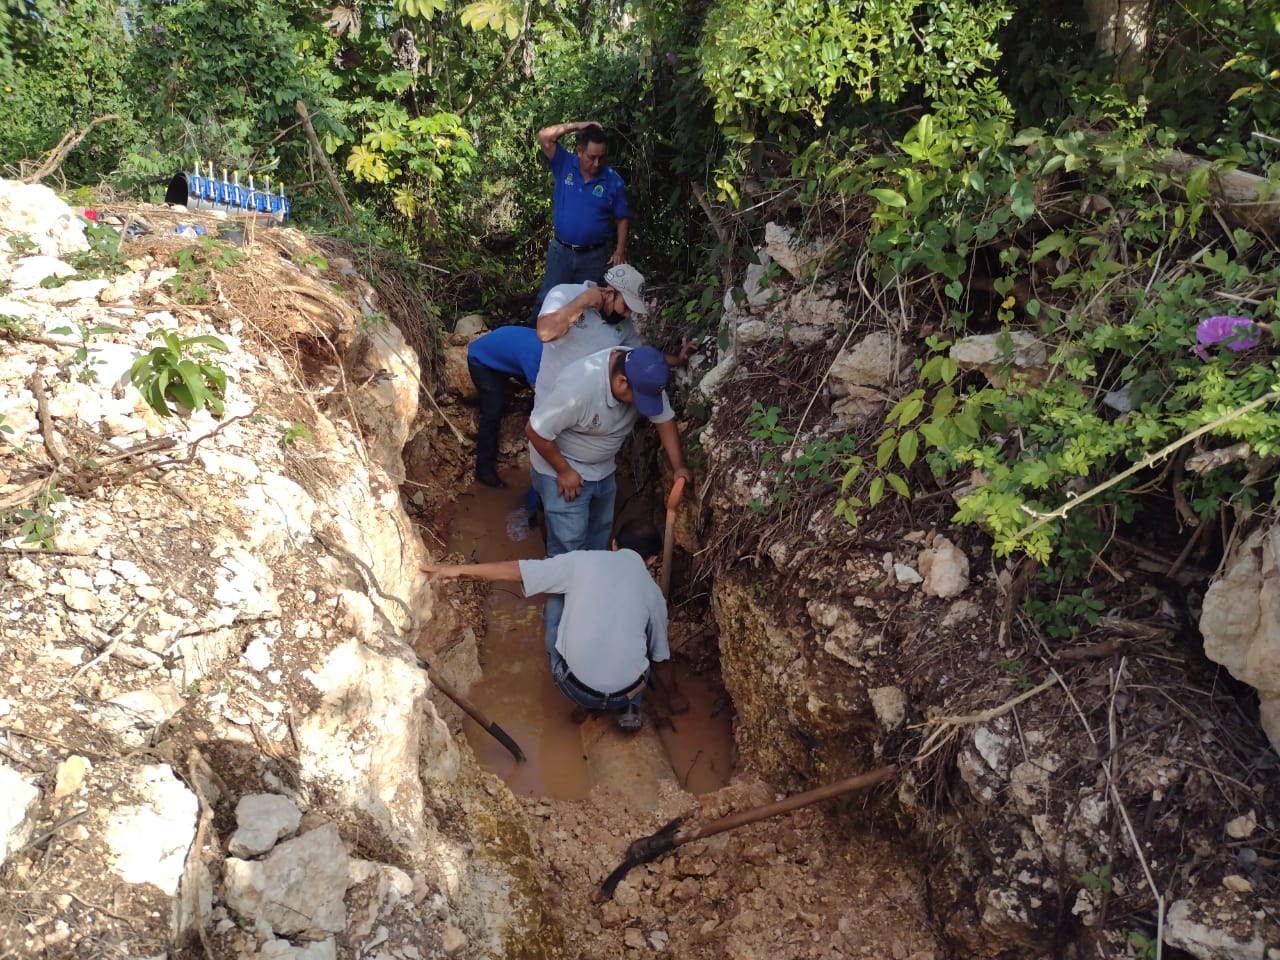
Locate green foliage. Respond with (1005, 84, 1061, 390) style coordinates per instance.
(0, 0, 144, 181)
(1078, 864, 1113, 894)
(1128, 930, 1157, 960)
(746, 401, 857, 510)
(1, 484, 66, 549)
(0, 312, 33, 339)
(1024, 587, 1106, 640)
(170, 236, 246, 304)
(277, 422, 312, 447)
(66, 222, 131, 279)
(49, 322, 116, 383)
(698, 0, 1013, 144)
(996, 658, 1035, 692)
(130, 329, 231, 418)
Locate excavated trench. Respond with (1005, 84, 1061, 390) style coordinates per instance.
(434, 466, 737, 801)
(407, 435, 942, 960)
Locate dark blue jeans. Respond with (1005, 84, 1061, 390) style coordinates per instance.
(549, 649, 646, 712)
(467, 357, 511, 479)
(529, 239, 609, 325)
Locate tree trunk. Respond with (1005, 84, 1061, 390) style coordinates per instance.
(1084, 0, 1154, 75)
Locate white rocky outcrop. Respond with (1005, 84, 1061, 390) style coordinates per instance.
(1200, 522, 1280, 754)
(0, 181, 554, 958)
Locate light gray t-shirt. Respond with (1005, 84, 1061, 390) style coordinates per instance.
(527, 347, 674, 481)
(535, 281, 641, 397)
(519, 549, 669, 692)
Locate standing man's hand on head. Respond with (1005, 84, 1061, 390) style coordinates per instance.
(537, 120, 603, 159)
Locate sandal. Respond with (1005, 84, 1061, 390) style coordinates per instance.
(616, 703, 642, 732)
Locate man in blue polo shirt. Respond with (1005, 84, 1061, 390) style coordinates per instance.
(530, 120, 629, 323)
(466, 325, 542, 489)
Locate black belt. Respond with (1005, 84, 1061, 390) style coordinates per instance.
(565, 670, 645, 699)
(555, 236, 606, 254)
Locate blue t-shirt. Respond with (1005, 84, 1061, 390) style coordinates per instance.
(467, 325, 542, 385)
(548, 144, 628, 247)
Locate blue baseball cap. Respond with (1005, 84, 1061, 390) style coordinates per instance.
(624, 347, 668, 417)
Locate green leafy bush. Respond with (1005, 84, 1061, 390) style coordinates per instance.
(130, 330, 231, 418)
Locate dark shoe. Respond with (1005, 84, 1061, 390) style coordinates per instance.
(616, 703, 642, 732)
(476, 471, 507, 489)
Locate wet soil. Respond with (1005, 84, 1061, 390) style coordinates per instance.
(435, 460, 736, 799)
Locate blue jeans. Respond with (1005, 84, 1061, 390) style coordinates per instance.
(549, 649, 645, 712)
(529, 240, 609, 325)
(531, 467, 616, 654)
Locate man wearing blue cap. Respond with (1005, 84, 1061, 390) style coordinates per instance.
(525, 343, 693, 655)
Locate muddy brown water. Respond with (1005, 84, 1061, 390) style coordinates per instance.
(438, 464, 735, 800)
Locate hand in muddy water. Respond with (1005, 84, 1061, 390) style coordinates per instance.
(556, 467, 583, 500)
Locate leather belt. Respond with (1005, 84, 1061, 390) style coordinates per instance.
(555, 236, 606, 254)
(565, 670, 645, 699)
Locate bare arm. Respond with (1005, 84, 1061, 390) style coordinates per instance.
(525, 421, 583, 500)
(608, 217, 629, 267)
(654, 418, 693, 486)
(536, 286, 607, 342)
(537, 120, 601, 160)
(421, 560, 523, 583)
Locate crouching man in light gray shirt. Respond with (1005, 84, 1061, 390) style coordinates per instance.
(421, 520, 687, 732)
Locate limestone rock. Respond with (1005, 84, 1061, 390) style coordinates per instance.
(442, 335, 477, 400)
(0, 762, 39, 868)
(1165, 896, 1278, 959)
(1200, 523, 1280, 753)
(224, 822, 350, 935)
(103, 764, 198, 896)
(950, 332, 1048, 387)
(0, 180, 89, 257)
(763, 222, 828, 279)
(229, 794, 303, 857)
(830, 331, 894, 394)
(919, 536, 970, 598)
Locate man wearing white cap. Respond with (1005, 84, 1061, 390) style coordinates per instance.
(534, 262, 692, 397)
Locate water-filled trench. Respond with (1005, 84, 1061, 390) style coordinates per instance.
(432, 462, 737, 800)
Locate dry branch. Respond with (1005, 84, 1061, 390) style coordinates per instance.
(22, 115, 120, 183)
(295, 99, 357, 227)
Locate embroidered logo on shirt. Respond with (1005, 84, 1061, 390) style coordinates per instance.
(565, 173, 575, 185)
(589, 415, 601, 429)
(592, 184, 605, 197)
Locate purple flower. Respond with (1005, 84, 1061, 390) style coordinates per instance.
(1193, 315, 1262, 360)
(146, 83, 156, 93)
(153, 24, 164, 32)
(666, 52, 677, 64)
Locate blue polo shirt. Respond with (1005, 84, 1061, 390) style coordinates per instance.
(548, 144, 628, 247)
(467, 325, 542, 385)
